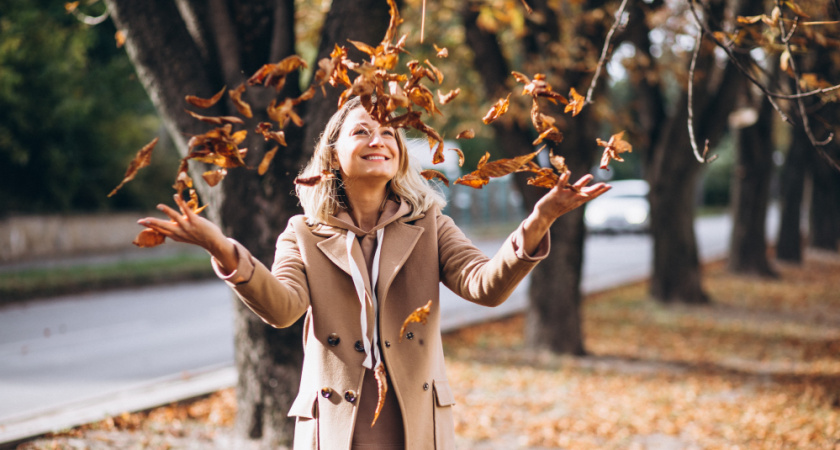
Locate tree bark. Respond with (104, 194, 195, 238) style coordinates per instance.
(809, 148, 840, 251)
(106, 0, 390, 445)
(728, 81, 777, 277)
(776, 126, 809, 262)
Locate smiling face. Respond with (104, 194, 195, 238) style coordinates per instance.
(333, 107, 401, 186)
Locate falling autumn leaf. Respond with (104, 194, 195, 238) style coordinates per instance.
(108, 137, 158, 197)
(255, 122, 287, 146)
(482, 94, 511, 124)
(258, 146, 278, 176)
(513, 72, 567, 104)
(294, 171, 336, 187)
(132, 228, 166, 248)
(185, 86, 227, 109)
(456, 129, 475, 140)
(185, 109, 244, 125)
(437, 88, 460, 105)
(400, 300, 432, 342)
(564, 87, 585, 116)
(202, 169, 227, 187)
(228, 84, 253, 118)
(371, 363, 388, 427)
(597, 131, 633, 170)
(455, 149, 542, 189)
(420, 169, 450, 187)
(64, 2, 79, 13)
(247, 55, 308, 92)
(115, 30, 126, 48)
(434, 44, 449, 58)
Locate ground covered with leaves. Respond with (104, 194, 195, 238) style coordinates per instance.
(18, 250, 840, 449)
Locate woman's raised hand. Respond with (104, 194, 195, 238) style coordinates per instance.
(138, 194, 238, 272)
(521, 172, 611, 255)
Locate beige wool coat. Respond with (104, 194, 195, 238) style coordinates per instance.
(214, 202, 549, 449)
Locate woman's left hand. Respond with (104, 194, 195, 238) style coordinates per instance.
(521, 172, 611, 254)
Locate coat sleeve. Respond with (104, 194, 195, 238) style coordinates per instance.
(437, 212, 549, 307)
(210, 220, 310, 328)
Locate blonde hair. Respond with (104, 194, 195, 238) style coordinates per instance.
(296, 97, 446, 225)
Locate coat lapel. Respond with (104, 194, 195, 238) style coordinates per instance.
(315, 231, 373, 295)
(377, 221, 424, 301)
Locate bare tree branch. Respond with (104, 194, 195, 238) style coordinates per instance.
(687, 27, 714, 164)
(584, 0, 630, 105)
(775, 0, 840, 170)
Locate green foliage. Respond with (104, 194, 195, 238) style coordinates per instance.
(0, 0, 174, 215)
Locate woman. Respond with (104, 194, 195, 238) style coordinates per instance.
(140, 96, 610, 449)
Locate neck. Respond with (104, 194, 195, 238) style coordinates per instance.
(343, 180, 389, 231)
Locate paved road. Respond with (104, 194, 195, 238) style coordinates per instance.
(0, 212, 758, 443)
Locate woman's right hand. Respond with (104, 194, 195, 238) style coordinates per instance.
(138, 194, 238, 273)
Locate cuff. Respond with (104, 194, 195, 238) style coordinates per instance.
(210, 238, 255, 285)
(510, 224, 550, 262)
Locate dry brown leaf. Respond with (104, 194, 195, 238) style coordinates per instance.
(421, 169, 450, 187)
(132, 228, 166, 248)
(482, 94, 511, 124)
(258, 146, 278, 176)
(371, 363, 388, 428)
(247, 55, 308, 92)
(400, 300, 432, 342)
(185, 86, 226, 109)
(597, 131, 633, 170)
(228, 84, 253, 118)
(434, 44, 449, 58)
(437, 88, 460, 105)
(255, 122, 287, 146)
(115, 30, 126, 48)
(108, 137, 158, 197)
(455, 129, 475, 140)
(294, 171, 336, 187)
(455, 149, 541, 189)
(184, 109, 244, 125)
(564, 87, 585, 116)
(202, 169, 227, 187)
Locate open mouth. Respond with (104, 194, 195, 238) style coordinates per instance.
(362, 155, 390, 161)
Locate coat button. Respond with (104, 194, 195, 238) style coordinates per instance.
(354, 340, 365, 352)
(345, 390, 358, 403)
(321, 387, 333, 398)
(327, 333, 340, 346)
(423, 382, 430, 391)
(406, 332, 414, 340)
(384, 340, 391, 348)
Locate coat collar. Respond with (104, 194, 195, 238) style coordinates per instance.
(314, 201, 424, 299)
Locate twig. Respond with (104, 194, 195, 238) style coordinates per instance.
(519, 0, 533, 14)
(775, 0, 840, 169)
(69, 8, 110, 25)
(421, 0, 426, 43)
(687, 28, 714, 164)
(687, 0, 792, 123)
(584, 0, 630, 105)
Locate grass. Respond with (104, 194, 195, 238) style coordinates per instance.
(0, 252, 214, 304)
(16, 250, 840, 449)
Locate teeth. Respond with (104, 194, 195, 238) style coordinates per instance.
(364, 156, 386, 160)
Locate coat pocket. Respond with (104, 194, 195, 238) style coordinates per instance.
(289, 390, 319, 450)
(433, 378, 456, 449)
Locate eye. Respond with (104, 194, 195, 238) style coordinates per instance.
(352, 127, 370, 136)
(381, 128, 395, 137)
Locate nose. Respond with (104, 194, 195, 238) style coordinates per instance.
(368, 130, 386, 147)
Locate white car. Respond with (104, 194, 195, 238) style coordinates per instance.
(584, 179, 650, 234)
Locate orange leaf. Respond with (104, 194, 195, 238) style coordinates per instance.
(420, 169, 450, 187)
(294, 171, 336, 187)
(400, 300, 432, 342)
(202, 169, 227, 187)
(482, 94, 511, 124)
(564, 87, 585, 116)
(228, 84, 253, 118)
(185, 109, 244, 125)
(596, 131, 632, 170)
(108, 137, 158, 197)
(132, 228, 166, 248)
(433, 44, 449, 58)
(437, 88, 460, 105)
(185, 86, 227, 109)
(456, 129, 475, 140)
(115, 30, 126, 48)
(258, 146, 278, 176)
(371, 363, 388, 428)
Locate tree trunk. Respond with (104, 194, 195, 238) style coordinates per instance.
(106, 0, 390, 445)
(461, 0, 602, 354)
(646, 0, 742, 304)
(776, 126, 809, 262)
(728, 81, 777, 277)
(809, 148, 840, 251)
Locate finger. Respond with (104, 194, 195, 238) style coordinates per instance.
(157, 203, 189, 230)
(139, 218, 178, 237)
(572, 173, 594, 189)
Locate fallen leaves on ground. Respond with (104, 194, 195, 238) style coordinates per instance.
(21, 252, 840, 449)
